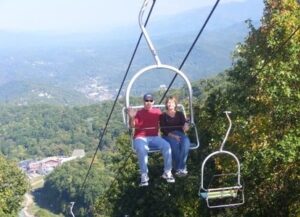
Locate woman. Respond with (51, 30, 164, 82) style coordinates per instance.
(160, 96, 190, 177)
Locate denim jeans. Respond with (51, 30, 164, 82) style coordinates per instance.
(163, 131, 190, 171)
(133, 136, 172, 174)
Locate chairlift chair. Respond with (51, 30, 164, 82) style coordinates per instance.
(122, 0, 200, 153)
(199, 111, 244, 208)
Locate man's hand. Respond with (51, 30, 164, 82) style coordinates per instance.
(127, 107, 137, 118)
(127, 107, 137, 128)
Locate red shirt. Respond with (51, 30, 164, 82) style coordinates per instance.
(134, 108, 161, 138)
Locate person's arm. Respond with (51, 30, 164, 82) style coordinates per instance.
(159, 113, 167, 135)
(127, 107, 137, 128)
(168, 132, 181, 141)
(182, 122, 189, 132)
(179, 112, 189, 132)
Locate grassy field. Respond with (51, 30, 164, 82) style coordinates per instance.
(30, 175, 45, 190)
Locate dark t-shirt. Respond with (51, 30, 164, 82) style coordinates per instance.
(160, 111, 186, 136)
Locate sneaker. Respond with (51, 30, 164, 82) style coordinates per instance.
(162, 171, 175, 183)
(175, 170, 181, 176)
(139, 173, 149, 187)
(175, 169, 188, 177)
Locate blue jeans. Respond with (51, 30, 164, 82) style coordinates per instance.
(133, 136, 172, 174)
(163, 131, 190, 171)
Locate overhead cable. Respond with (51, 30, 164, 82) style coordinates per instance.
(159, 0, 221, 104)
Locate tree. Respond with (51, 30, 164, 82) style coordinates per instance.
(0, 155, 29, 216)
(202, 0, 300, 216)
(36, 155, 113, 217)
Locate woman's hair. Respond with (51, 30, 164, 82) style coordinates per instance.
(165, 96, 178, 110)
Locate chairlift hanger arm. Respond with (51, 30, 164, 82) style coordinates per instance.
(70, 202, 75, 217)
(220, 111, 232, 151)
(139, 0, 161, 65)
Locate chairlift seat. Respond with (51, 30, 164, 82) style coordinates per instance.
(199, 184, 244, 208)
(199, 187, 239, 199)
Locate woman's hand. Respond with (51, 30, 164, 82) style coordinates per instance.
(169, 133, 181, 142)
(183, 122, 189, 132)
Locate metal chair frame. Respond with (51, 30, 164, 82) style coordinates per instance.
(199, 111, 244, 208)
(122, 0, 200, 153)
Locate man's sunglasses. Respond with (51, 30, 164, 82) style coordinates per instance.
(144, 100, 153, 102)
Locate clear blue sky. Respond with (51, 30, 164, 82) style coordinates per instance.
(0, 0, 248, 33)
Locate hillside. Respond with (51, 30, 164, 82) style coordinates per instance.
(0, 0, 263, 105)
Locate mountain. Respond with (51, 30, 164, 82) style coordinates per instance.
(0, 0, 263, 105)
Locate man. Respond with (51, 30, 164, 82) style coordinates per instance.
(127, 93, 175, 186)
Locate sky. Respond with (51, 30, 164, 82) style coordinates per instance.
(0, 0, 247, 33)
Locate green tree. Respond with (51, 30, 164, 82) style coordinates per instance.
(93, 1, 300, 214)
(36, 155, 113, 217)
(196, 0, 300, 216)
(0, 102, 124, 160)
(0, 155, 29, 216)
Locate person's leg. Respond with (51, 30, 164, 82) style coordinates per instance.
(149, 136, 172, 173)
(180, 135, 190, 171)
(173, 131, 190, 171)
(162, 135, 180, 171)
(133, 137, 149, 174)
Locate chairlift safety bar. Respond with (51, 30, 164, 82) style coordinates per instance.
(122, 104, 186, 128)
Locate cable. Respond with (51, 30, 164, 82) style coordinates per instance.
(159, 0, 221, 104)
(80, 0, 157, 192)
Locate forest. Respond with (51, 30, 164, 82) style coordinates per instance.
(0, 0, 299, 216)
(0, 102, 124, 160)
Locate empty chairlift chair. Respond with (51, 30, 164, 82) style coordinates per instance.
(199, 111, 244, 208)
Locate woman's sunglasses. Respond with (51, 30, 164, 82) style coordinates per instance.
(144, 100, 153, 102)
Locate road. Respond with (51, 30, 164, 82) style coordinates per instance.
(19, 193, 34, 217)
